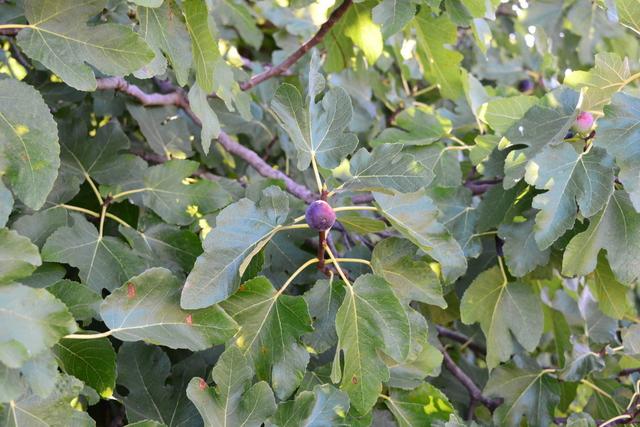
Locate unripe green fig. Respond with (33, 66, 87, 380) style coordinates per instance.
(305, 200, 336, 231)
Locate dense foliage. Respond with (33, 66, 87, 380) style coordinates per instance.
(2, 0, 640, 425)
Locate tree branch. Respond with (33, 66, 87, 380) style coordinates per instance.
(92, 1, 358, 204)
(239, 0, 353, 91)
(436, 325, 487, 356)
(96, 77, 317, 203)
(441, 347, 502, 413)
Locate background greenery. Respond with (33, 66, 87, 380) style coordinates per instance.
(2, 0, 640, 425)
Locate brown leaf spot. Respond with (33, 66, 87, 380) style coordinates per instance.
(351, 375, 358, 384)
(127, 283, 136, 299)
(198, 378, 207, 390)
(185, 314, 193, 325)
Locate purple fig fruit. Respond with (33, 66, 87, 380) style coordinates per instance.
(305, 200, 336, 231)
(574, 111, 594, 133)
(517, 79, 534, 93)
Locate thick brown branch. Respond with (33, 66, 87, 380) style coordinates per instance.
(239, 0, 353, 91)
(441, 347, 502, 412)
(96, 77, 316, 203)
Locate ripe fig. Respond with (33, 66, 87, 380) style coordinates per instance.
(574, 111, 594, 133)
(305, 200, 336, 231)
(517, 79, 534, 93)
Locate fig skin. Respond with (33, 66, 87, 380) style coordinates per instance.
(574, 111, 594, 133)
(517, 79, 534, 93)
(305, 200, 336, 231)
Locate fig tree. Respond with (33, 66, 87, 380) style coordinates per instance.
(305, 200, 336, 231)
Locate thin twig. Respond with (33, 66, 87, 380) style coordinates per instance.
(239, 0, 353, 91)
(436, 325, 487, 356)
(440, 347, 502, 412)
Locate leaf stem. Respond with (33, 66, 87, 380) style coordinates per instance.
(333, 206, 379, 214)
(64, 331, 113, 339)
(623, 71, 640, 87)
(330, 258, 372, 267)
(447, 135, 469, 147)
(85, 174, 104, 205)
(58, 204, 99, 218)
(278, 224, 310, 232)
(98, 204, 108, 238)
(472, 230, 498, 238)
(57, 204, 131, 228)
(278, 257, 320, 296)
(580, 378, 613, 400)
(497, 255, 508, 284)
(110, 187, 148, 201)
(310, 155, 324, 195)
(0, 24, 31, 30)
(444, 145, 472, 151)
(413, 84, 437, 96)
(324, 244, 351, 287)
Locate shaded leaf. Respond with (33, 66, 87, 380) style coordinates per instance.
(221, 276, 312, 399)
(563, 190, 640, 284)
(0, 228, 41, 285)
(373, 0, 417, 38)
(524, 144, 614, 249)
(118, 342, 201, 426)
(460, 266, 543, 369)
(127, 104, 192, 158)
(187, 346, 276, 427)
(342, 144, 430, 193)
(333, 274, 410, 414)
(0, 181, 12, 228)
(182, 186, 289, 309)
(267, 384, 350, 427)
(303, 279, 346, 354)
(371, 237, 445, 307)
(479, 95, 538, 134)
(0, 79, 59, 209)
(47, 279, 101, 323)
(120, 223, 201, 276)
(0, 283, 76, 368)
(42, 215, 144, 292)
(142, 160, 232, 225)
(383, 383, 454, 426)
(0, 374, 92, 426)
(498, 215, 550, 277)
(502, 88, 580, 188)
(374, 107, 449, 146)
(595, 92, 640, 211)
(272, 82, 358, 171)
(374, 191, 467, 283)
(54, 337, 116, 398)
(586, 255, 633, 320)
(101, 268, 237, 350)
(485, 364, 560, 426)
